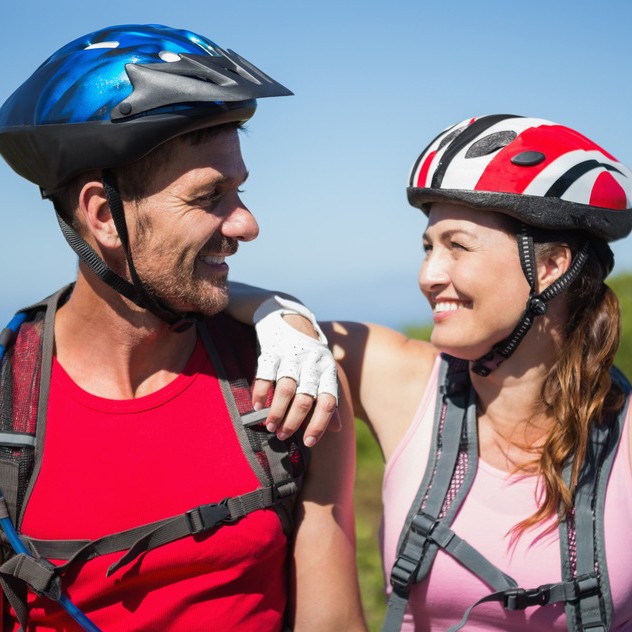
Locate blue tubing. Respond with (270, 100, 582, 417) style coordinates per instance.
(0, 498, 103, 631)
(0, 312, 28, 360)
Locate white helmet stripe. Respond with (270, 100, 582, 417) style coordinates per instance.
(523, 149, 632, 205)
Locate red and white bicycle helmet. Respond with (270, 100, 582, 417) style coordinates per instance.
(409, 114, 632, 240)
(407, 115, 632, 375)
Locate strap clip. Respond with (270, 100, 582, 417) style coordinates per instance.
(273, 479, 298, 501)
(410, 512, 439, 538)
(390, 554, 418, 595)
(573, 573, 600, 598)
(1, 553, 62, 602)
(503, 584, 552, 610)
(527, 295, 548, 316)
(185, 502, 232, 535)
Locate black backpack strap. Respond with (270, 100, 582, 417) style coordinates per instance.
(0, 483, 280, 588)
(383, 355, 483, 631)
(0, 285, 73, 630)
(447, 378, 629, 632)
(198, 313, 308, 536)
(383, 356, 630, 632)
(446, 576, 601, 632)
(0, 303, 307, 628)
(559, 368, 631, 632)
(19, 286, 71, 531)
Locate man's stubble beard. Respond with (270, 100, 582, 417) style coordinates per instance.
(131, 212, 237, 316)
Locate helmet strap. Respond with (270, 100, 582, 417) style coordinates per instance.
(100, 169, 196, 331)
(53, 172, 194, 332)
(471, 225, 591, 376)
(55, 207, 143, 305)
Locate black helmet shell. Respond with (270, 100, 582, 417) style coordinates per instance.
(0, 24, 292, 192)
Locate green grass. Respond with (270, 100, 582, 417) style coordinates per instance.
(353, 321, 432, 630)
(354, 420, 386, 631)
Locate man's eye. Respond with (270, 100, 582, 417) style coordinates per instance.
(196, 193, 221, 206)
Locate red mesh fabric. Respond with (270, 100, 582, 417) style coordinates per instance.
(8, 318, 43, 434)
(0, 311, 43, 521)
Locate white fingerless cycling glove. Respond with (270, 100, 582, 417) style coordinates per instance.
(253, 296, 338, 403)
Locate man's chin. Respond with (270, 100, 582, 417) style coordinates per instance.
(153, 283, 225, 317)
(185, 287, 230, 317)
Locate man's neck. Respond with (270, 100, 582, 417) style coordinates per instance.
(53, 273, 198, 399)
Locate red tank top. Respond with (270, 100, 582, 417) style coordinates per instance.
(11, 337, 288, 631)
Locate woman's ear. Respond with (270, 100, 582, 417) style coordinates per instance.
(77, 180, 121, 249)
(537, 243, 572, 292)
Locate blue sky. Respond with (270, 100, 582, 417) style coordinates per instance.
(2, 1, 632, 328)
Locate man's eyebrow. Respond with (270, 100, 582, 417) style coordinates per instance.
(191, 171, 250, 196)
(218, 170, 250, 188)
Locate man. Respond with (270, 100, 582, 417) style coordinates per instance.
(0, 24, 365, 631)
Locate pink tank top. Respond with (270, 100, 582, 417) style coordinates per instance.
(382, 357, 632, 631)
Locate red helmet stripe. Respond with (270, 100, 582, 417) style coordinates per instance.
(590, 171, 628, 210)
(474, 125, 614, 195)
(415, 149, 437, 188)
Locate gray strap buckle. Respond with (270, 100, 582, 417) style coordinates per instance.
(185, 502, 232, 535)
(273, 479, 298, 501)
(503, 584, 552, 610)
(410, 512, 439, 538)
(1, 553, 62, 601)
(390, 554, 418, 595)
(573, 574, 600, 599)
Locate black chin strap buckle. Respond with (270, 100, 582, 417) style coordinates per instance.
(527, 295, 548, 316)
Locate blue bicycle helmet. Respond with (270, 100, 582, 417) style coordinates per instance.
(0, 23, 292, 194)
(0, 24, 292, 328)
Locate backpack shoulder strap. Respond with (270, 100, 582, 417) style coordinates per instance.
(0, 300, 308, 629)
(0, 285, 72, 527)
(383, 354, 488, 631)
(559, 367, 631, 632)
(197, 312, 309, 536)
(0, 285, 73, 629)
(383, 359, 631, 632)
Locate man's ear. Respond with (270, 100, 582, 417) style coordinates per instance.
(537, 243, 572, 292)
(77, 180, 121, 249)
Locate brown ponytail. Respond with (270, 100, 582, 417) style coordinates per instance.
(516, 241, 625, 534)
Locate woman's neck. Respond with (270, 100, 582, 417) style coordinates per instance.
(470, 335, 556, 473)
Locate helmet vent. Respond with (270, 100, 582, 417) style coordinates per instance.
(438, 126, 465, 151)
(84, 41, 119, 50)
(465, 130, 516, 158)
(159, 51, 181, 62)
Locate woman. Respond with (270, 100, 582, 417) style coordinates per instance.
(234, 114, 632, 631)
